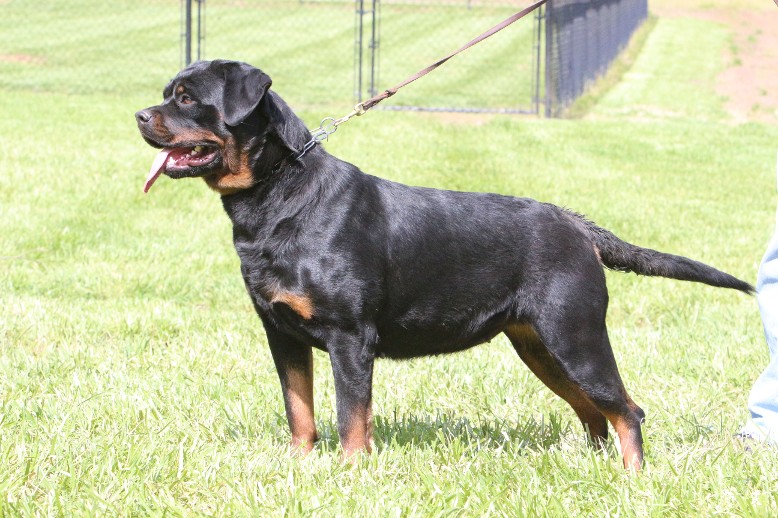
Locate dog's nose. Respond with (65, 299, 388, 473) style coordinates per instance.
(135, 110, 153, 124)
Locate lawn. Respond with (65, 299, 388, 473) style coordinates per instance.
(1, 0, 778, 515)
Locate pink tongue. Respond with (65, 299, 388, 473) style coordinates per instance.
(144, 148, 173, 193)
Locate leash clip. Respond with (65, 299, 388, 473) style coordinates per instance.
(296, 103, 368, 161)
(296, 117, 339, 160)
(311, 117, 338, 142)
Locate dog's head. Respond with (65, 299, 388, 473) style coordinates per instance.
(136, 60, 274, 195)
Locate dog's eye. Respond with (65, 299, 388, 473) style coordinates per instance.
(179, 94, 193, 105)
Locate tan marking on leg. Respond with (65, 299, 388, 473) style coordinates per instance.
(341, 401, 373, 460)
(505, 323, 608, 443)
(573, 405, 609, 448)
(603, 411, 643, 472)
(366, 405, 375, 451)
(285, 368, 317, 454)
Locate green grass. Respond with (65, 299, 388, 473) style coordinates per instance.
(586, 15, 731, 121)
(565, 16, 658, 119)
(373, 3, 538, 110)
(2, 0, 778, 515)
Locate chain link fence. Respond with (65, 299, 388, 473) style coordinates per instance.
(0, 0, 181, 97)
(544, 0, 648, 116)
(0, 0, 358, 112)
(354, 0, 543, 114)
(186, 0, 543, 114)
(193, 0, 648, 115)
(198, 0, 356, 111)
(1, 0, 646, 116)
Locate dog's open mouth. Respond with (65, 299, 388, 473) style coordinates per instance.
(144, 145, 221, 193)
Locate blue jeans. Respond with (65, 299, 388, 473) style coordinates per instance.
(742, 205, 778, 444)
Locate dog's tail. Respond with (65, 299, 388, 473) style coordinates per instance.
(568, 210, 754, 294)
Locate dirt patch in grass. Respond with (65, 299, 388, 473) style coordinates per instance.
(715, 9, 778, 124)
(653, 6, 778, 124)
(0, 54, 46, 65)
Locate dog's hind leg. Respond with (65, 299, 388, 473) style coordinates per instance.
(506, 308, 645, 471)
(505, 323, 609, 447)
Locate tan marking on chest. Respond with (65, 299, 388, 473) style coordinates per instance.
(270, 291, 315, 320)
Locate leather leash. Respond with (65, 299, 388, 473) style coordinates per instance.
(298, 0, 548, 158)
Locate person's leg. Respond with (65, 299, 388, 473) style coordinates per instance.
(742, 207, 778, 444)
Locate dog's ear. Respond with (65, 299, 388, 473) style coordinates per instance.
(221, 61, 272, 127)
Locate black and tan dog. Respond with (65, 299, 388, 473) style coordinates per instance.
(136, 59, 752, 470)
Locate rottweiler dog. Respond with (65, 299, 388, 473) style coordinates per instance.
(136, 59, 752, 470)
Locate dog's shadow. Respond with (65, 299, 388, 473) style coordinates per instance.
(314, 411, 581, 454)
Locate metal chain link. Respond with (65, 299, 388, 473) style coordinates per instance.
(296, 103, 366, 160)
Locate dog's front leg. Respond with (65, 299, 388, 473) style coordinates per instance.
(266, 327, 318, 454)
(328, 332, 375, 459)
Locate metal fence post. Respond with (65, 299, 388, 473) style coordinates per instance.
(182, 0, 205, 67)
(197, 0, 204, 62)
(369, 0, 379, 98)
(185, 0, 192, 66)
(543, 0, 647, 116)
(544, 0, 553, 117)
(354, 0, 365, 103)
